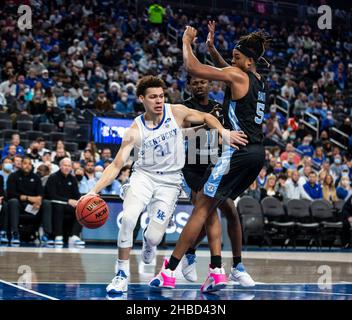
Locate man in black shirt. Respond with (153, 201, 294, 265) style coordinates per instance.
(7, 157, 52, 245)
(45, 157, 84, 247)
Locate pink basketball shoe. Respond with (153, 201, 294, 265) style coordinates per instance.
(200, 265, 228, 293)
(149, 258, 176, 289)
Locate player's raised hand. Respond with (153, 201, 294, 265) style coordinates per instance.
(183, 26, 197, 44)
(206, 20, 216, 47)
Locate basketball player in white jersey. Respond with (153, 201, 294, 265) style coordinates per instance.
(83, 76, 247, 294)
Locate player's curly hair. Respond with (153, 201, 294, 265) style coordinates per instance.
(136, 76, 166, 97)
(237, 30, 271, 66)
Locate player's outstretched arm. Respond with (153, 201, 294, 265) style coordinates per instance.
(183, 26, 245, 84)
(206, 21, 230, 68)
(173, 104, 248, 150)
(87, 124, 138, 196)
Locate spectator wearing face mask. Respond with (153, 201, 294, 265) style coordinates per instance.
(75, 86, 94, 110)
(0, 157, 14, 190)
(321, 111, 335, 131)
(107, 82, 121, 104)
(283, 152, 297, 170)
(57, 88, 76, 109)
(297, 135, 315, 157)
(115, 91, 134, 114)
(38, 69, 55, 90)
(330, 154, 343, 182)
(26, 141, 41, 166)
(336, 176, 352, 200)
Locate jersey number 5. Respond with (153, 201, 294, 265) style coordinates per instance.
(254, 102, 265, 124)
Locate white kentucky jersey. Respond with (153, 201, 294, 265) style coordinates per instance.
(133, 104, 185, 174)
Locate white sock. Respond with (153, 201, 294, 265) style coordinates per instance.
(115, 259, 130, 277)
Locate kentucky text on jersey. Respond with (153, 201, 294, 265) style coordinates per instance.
(143, 128, 178, 149)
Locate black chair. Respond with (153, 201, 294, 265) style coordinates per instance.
(76, 124, 91, 142)
(26, 130, 45, 142)
(17, 121, 33, 132)
(63, 124, 79, 142)
(50, 132, 66, 142)
(286, 199, 319, 248)
(261, 197, 295, 246)
(237, 196, 266, 246)
(1, 129, 19, 139)
(39, 123, 56, 133)
(0, 119, 12, 130)
(17, 113, 33, 122)
(310, 200, 343, 248)
(65, 142, 78, 154)
(333, 200, 345, 214)
(0, 112, 11, 120)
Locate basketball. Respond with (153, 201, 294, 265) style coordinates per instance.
(76, 195, 109, 229)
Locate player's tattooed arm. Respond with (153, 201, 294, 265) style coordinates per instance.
(88, 123, 138, 195)
(206, 21, 230, 68)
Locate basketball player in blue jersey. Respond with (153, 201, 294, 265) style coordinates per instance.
(82, 76, 247, 294)
(150, 26, 268, 293)
(181, 74, 255, 287)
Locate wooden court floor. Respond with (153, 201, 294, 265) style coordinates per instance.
(0, 246, 351, 300)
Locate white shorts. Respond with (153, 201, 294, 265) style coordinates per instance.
(118, 169, 182, 247)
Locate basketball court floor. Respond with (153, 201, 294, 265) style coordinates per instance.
(0, 245, 351, 300)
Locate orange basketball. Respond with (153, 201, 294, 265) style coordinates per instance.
(76, 195, 109, 229)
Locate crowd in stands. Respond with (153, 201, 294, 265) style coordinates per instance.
(0, 1, 351, 246)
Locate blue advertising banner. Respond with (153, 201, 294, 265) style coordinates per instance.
(92, 117, 134, 144)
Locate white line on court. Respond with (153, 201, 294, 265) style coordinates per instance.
(1, 247, 351, 263)
(0, 279, 59, 300)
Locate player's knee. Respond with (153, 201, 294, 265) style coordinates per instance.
(118, 213, 138, 248)
(144, 226, 164, 247)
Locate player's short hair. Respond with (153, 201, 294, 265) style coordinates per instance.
(136, 76, 165, 97)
